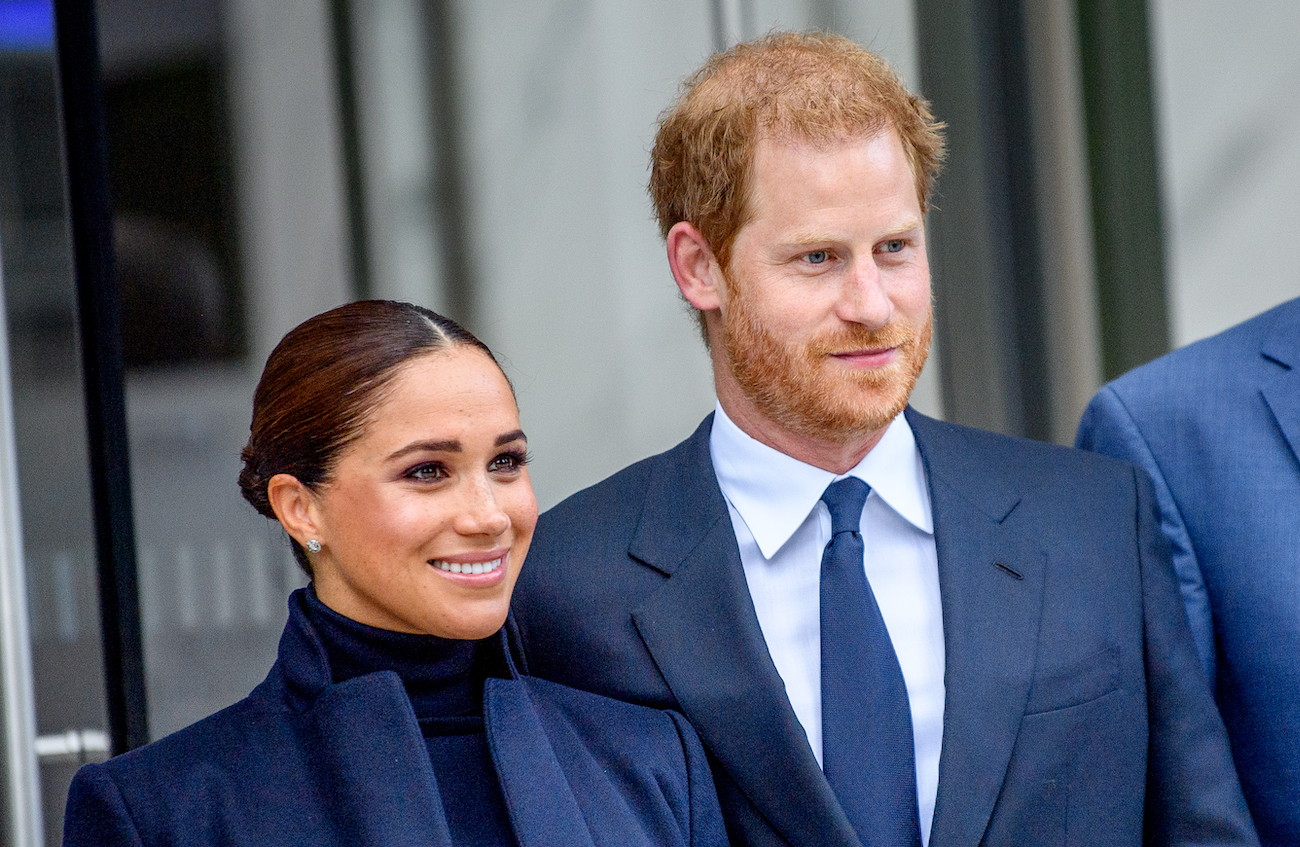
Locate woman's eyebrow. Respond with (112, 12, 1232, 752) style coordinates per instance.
(496, 430, 527, 446)
(386, 439, 460, 461)
(386, 430, 524, 461)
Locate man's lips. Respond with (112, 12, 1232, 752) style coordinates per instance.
(828, 346, 898, 367)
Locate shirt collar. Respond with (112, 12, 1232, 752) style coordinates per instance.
(710, 402, 933, 559)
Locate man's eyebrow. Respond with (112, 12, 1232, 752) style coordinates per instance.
(782, 217, 924, 247)
(781, 229, 837, 246)
(883, 216, 924, 237)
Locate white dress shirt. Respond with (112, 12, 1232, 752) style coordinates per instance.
(710, 403, 945, 845)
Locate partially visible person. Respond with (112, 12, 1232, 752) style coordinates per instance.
(514, 31, 1258, 847)
(63, 300, 726, 847)
(1077, 296, 1300, 847)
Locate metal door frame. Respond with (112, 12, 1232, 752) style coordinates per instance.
(0, 245, 42, 847)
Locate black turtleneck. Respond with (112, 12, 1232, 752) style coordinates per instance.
(303, 586, 517, 846)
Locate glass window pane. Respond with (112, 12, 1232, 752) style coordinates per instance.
(0, 4, 107, 843)
(1150, 0, 1300, 343)
(95, 0, 309, 742)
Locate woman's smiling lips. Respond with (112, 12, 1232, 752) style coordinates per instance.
(429, 548, 510, 584)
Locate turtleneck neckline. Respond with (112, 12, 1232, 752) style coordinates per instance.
(302, 585, 486, 721)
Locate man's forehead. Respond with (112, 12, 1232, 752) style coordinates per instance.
(753, 125, 900, 158)
(747, 128, 917, 194)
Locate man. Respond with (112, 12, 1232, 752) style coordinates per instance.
(1077, 297, 1300, 847)
(513, 32, 1256, 847)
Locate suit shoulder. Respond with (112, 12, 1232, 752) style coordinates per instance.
(535, 417, 709, 539)
(910, 412, 1149, 532)
(912, 410, 1135, 484)
(1105, 296, 1298, 401)
(93, 693, 273, 781)
(542, 450, 660, 527)
(66, 691, 281, 830)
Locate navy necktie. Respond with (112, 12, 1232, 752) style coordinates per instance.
(819, 477, 921, 847)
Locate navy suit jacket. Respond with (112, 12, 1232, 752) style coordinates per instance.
(1077, 296, 1300, 847)
(514, 409, 1257, 847)
(62, 591, 727, 847)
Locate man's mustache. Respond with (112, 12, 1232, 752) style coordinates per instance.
(808, 322, 917, 357)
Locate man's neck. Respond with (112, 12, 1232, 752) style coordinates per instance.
(715, 388, 889, 475)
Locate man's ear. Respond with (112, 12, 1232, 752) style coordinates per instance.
(666, 221, 725, 312)
(266, 473, 322, 548)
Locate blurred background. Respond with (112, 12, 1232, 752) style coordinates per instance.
(0, 0, 1295, 842)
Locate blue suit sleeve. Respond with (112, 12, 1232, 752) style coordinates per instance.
(63, 763, 143, 847)
(1132, 466, 1258, 846)
(1077, 385, 1215, 685)
(666, 711, 730, 847)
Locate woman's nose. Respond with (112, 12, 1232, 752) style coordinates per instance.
(455, 478, 512, 536)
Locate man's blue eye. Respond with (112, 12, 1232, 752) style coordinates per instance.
(881, 240, 905, 253)
(806, 251, 828, 264)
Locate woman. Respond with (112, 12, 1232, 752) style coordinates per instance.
(63, 301, 727, 847)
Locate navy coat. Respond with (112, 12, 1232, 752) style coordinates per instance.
(514, 409, 1258, 847)
(63, 592, 727, 847)
(1078, 296, 1300, 846)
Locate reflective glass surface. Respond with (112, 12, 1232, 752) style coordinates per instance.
(0, 2, 107, 843)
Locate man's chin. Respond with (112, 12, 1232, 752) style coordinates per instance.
(780, 379, 914, 445)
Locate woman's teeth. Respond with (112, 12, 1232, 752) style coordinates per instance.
(431, 557, 503, 575)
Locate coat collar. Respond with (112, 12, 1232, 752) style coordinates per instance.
(258, 592, 572, 847)
(483, 679, 599, 847)
(272, 588, 521, 712)
(1260, 299, 1300, 468)
(255, 590, 455, 845)
(1259, 297, 1300, 371)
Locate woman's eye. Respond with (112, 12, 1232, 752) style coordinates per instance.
(879, 239, 905, 254)
(490, 450, 529, 473)
(406, 463, 447, 481)
(805, 250, 829, 265)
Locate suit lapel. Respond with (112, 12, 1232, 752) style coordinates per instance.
(629, 416, 861, 847)
(907, 410, 1046, 847)
(1260, 308, 1300, 469)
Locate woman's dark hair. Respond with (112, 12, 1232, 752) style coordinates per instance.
(238, 300, 500, 574)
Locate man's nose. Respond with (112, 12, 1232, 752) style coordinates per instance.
(835, 258, 893, 328)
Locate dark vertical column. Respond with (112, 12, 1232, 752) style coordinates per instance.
(709, 0, 728, 51)
(328, 0, 371, 301)
(52, 0, 148, 753)
(1076, 0, 1169, 378)
(422, 0, 475, 329)
(710, 0, 754, 50)
(916, 0, 1050, 439)
(993, 0, 1050, 439)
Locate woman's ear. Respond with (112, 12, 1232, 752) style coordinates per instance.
(666, 221, 726, 312)
(266, 473, 322, 548)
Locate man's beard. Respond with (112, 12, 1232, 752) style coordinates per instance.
(721, 288, 932, 445)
